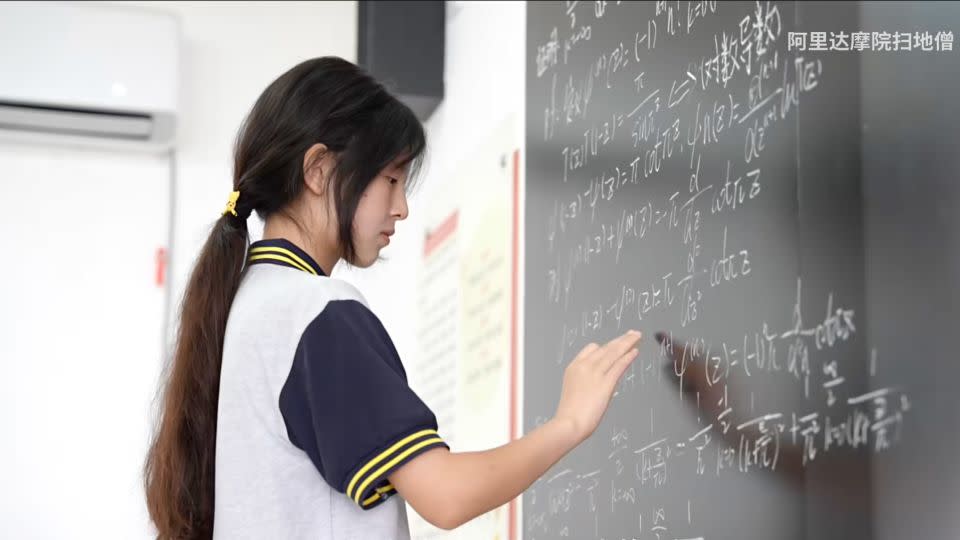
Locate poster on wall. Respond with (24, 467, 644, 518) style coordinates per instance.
(409, 116, 520, 540)
(413, 205, 461, 450)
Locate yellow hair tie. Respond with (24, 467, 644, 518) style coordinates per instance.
(222, 190, 240, 217)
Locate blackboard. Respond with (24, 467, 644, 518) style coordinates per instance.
(523, 2, 959, 539)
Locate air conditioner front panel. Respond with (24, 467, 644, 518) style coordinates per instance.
(0, 2, 179, 117)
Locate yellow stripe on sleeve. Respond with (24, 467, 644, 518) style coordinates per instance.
(347, 429, 439, 501)
(360, 484, 396, 508)
(353, 437, 445, 505)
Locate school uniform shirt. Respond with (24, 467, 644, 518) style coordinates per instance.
(213, 238, 448, 540)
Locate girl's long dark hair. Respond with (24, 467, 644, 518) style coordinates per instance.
(143, 56, 425, 540)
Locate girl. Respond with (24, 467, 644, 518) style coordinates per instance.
(144, 56, 641, 540)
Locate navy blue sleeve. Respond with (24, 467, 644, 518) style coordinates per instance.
(279, 299, 449, 510)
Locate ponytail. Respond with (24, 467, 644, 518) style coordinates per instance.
(144, 211, 248, 539)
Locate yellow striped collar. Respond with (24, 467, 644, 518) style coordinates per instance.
(247, 239, 327, 276)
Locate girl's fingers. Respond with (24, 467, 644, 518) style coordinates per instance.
(605, 348, 639, 385)
(575, 342, 601, 363)
(599, 331, 642, 371)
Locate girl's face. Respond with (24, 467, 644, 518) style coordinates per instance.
(350, 161, 409, 266)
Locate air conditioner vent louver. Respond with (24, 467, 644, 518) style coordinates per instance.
(0, 101, 153, 140)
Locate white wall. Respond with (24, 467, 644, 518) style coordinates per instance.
(0, 142, 171, 538)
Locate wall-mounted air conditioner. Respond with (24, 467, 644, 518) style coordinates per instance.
(0, 2, 180, 153)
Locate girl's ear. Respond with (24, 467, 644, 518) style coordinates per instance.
(303, 143, 332, 196)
